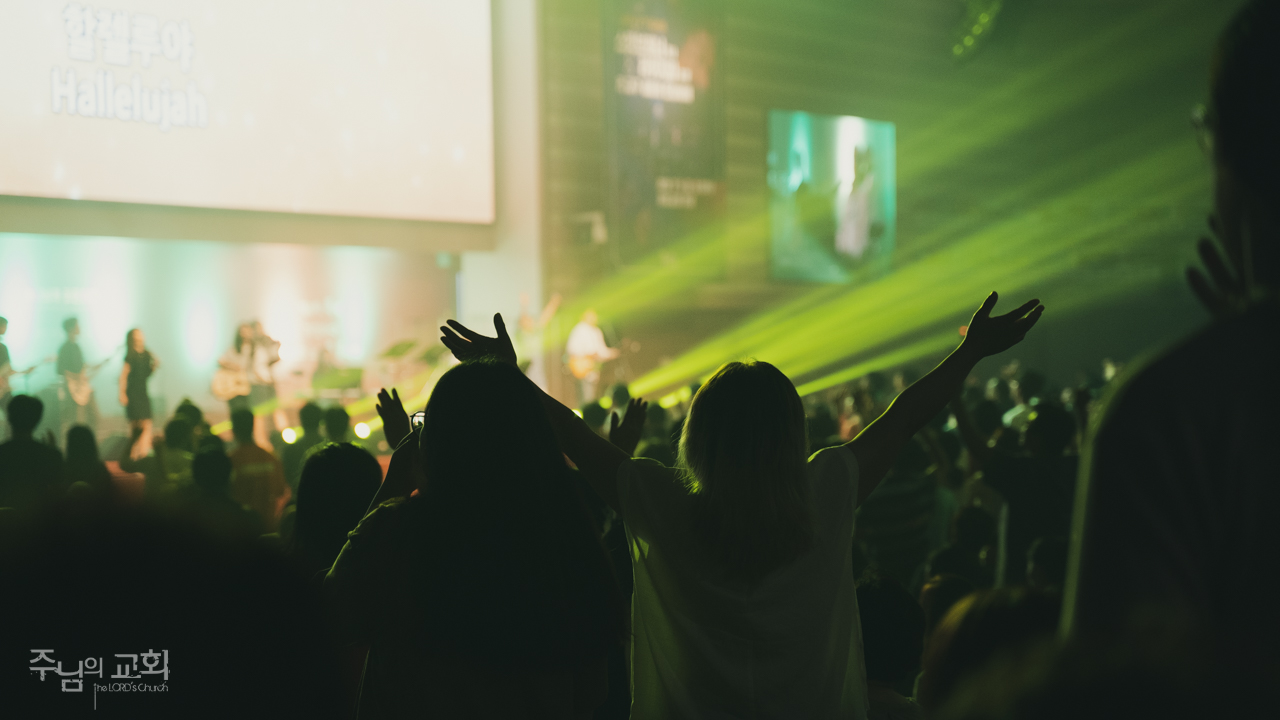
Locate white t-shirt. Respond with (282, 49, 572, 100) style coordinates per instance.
(566, 321, 609, 359)
(617, 446, 868, 720)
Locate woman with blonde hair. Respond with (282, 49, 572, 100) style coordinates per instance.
(442, 291, 1043, 719)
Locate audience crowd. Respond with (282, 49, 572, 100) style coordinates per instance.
(1, 3, 1277, 718)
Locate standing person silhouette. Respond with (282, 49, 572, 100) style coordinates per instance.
(1064, 0, 1280, 667)
(119, 328, 159, 460)
(57, 317, 99, 437)
(326, 373, 627, 718)
(442, 292, 1042, 720)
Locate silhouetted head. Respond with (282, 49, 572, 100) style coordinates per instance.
(413, 359, 626, 667)
(1211, 1, 1280, 289)
(858, 571, 926, 696)
(193, 447, 233, 495)
(644, 401, 669, 438)
(806, 403, 839, 447)
(164, 417, 195, 453)
(986, 377, 1013, 409)
(918, 587, 1062, 712)
(197, 432, 226, 454)
(298, 402, 323, 433)
(6, 394, 42, 436)
(1015, 370, 1047, 405)
(0, 316, 7, 334)
(230, 409, 255, 443)
(1023, 402, 1075, 458)
(419, 360, 570, 504)
(609, 383, 631, 411)
(680, 360, 811, 583)
(295, 443, 381, 570)
(581, 401, 608, 431)
(971, 399, 1005, 439)
(65, 425, 99, 464)
(322, 407, 349, 442)
(174, 398, 204, 428)
(62, 317, 79, 339)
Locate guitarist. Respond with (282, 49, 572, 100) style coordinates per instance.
(219, 323, 256, 413)
(58, 317, 99, 434)
(566, 309, 619, 404)
(1, 316, 11, 415)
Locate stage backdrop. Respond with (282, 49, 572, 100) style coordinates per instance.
(0, 0, 494, 223)
(603, 0, 724, 264)
(0, 232, 455, 431)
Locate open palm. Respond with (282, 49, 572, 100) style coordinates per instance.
(961, 292, 1044, 358)
(440, 314, 519, 367)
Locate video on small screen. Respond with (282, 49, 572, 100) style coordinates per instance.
(768, 110, 896, 282)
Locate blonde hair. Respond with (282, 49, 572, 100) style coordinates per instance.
(679, 361, 812, 583)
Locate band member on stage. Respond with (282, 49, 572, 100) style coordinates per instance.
(1, 316, 14, 439)
(250, 321, 285, 439)
(1, 316, 12, 417)
(219, 321, 282, 446)
(58, 317, 98, 435)
(119, 328, 160, 460)
(219, 323, 255, 413)
(566, 309, 619, 403)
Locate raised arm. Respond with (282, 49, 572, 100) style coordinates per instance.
(440, 315, 629, 516)
(848, 292, 1042, 506)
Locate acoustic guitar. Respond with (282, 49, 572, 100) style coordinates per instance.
(65, 356, 114, 407)
(211, 367, 252, 401)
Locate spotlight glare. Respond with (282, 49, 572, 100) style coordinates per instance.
(282, 428, 297, 444)
(354, 422, 371, 439)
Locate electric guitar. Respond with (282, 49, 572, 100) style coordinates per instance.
(0, 363, 37, 396)
(64, 345, 123, 407)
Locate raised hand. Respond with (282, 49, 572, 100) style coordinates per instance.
(439, 313, 518, 367)
(960, 292, 1044, 359)
(376, 387, 412, 449)
(608, 398, 648, 456)
(367, 431, 424, 512)
(1186, 225, 1248, 319)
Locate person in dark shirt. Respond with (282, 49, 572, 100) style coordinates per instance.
(322, 406, 350, 443)
(0, 395, 63, 510)
(282, 402, 326, 492)
(1, 316, 12, 418)
(1063, 0, 1280, 667)
(182, 447, 262, 541)
(56, 317, 98, 435)
(119, 328, 160, 460)
(63, 424, 113, 499)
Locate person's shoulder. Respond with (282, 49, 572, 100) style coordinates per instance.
(807, 443, 857, 476)
(349, 497, 410, 543)
(623, 456, 681, 482)
(1100, 302, 1277, 427)
(617, 456, 685, 507)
